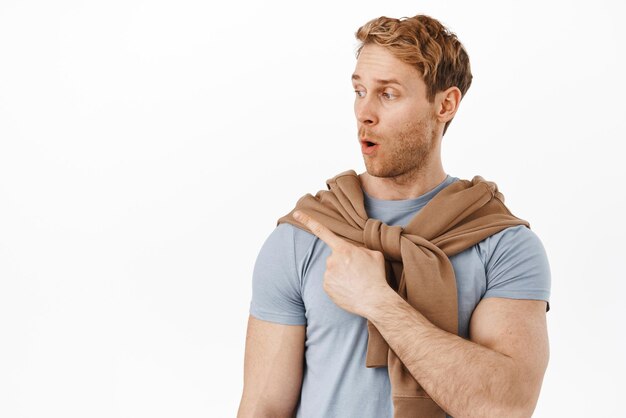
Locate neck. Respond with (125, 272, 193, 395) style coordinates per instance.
(358, 160, 447, 201)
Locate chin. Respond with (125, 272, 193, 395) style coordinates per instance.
(364, 165, 388, 178)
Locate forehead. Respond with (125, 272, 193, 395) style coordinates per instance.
(353, 43, 421, 83)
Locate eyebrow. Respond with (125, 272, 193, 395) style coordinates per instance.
(351, 74, 403, 86)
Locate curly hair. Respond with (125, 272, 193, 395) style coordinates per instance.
(356, 15, 473, 135)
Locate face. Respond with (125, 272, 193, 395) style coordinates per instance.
(352, 43, 440, 179)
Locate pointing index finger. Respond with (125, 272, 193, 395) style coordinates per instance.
(293, 210, 345, 251)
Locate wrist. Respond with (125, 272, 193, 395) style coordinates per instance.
(363, 286, 402, 322)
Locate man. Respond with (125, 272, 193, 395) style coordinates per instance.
(238, 14, 550, 418)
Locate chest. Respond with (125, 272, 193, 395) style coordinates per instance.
(300, 243, 487, 341)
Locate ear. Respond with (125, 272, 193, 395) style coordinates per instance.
(435, 86, 462, 124)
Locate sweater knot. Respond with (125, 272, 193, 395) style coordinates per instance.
(363, 218, 404, 261)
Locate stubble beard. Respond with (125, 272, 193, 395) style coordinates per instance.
(362, 114, 438, 182)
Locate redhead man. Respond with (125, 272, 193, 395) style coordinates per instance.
(238, 14, 550, 418)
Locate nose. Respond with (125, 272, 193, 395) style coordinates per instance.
(354, 94, 378, 126)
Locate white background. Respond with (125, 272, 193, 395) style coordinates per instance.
(1, 0, 624, 417)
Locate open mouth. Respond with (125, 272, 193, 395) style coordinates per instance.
(361, 140, 379, 155)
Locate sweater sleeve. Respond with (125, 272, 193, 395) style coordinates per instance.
(480, 225, 552, 311)
(249, 223, 307, 325)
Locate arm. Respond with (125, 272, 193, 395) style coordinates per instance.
(366, 294, 549, 418)
(290, 211, 550, 417)
(237, 315, 306, 418)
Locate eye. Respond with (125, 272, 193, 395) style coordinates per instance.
(354, 89, 365, 98)
(382, 91, 396, 100)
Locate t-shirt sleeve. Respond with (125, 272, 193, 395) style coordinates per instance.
(249, 223, 307, 325)
(481, 225, 552, 311)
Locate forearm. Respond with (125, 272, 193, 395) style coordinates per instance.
(366, 290, 528, 418)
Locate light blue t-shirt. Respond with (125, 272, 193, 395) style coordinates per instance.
(249, 174, 551, 418)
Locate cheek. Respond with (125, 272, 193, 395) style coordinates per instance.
(387, 110, 417, 134)
(392, 103, 419, 123)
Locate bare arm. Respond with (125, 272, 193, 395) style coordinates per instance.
(367, 294, 549, 418)
(237, 315, 306, 418)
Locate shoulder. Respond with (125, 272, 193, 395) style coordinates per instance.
(478, 225, 549, 267)
(477, 225, 552, 309)
(258, 222, 318, 256)
(250, 223, 311, 325)
(273, 221, 321, 256)
(256, 222, 321, 279)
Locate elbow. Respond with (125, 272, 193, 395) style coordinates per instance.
(511, 390, 541, 418)
(499, 357, 546, 418)
(475, 375, 541, 418)
(496, 383, 541, 418)
(501, 403, 535, 418)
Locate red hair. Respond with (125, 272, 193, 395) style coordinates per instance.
(356, 15, 472, 135)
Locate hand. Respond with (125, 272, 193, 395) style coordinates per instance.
(293, 210, 393, 318)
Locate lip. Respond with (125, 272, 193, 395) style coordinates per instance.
(361, 140, 380, 155)
(360, 137, 378, 144)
